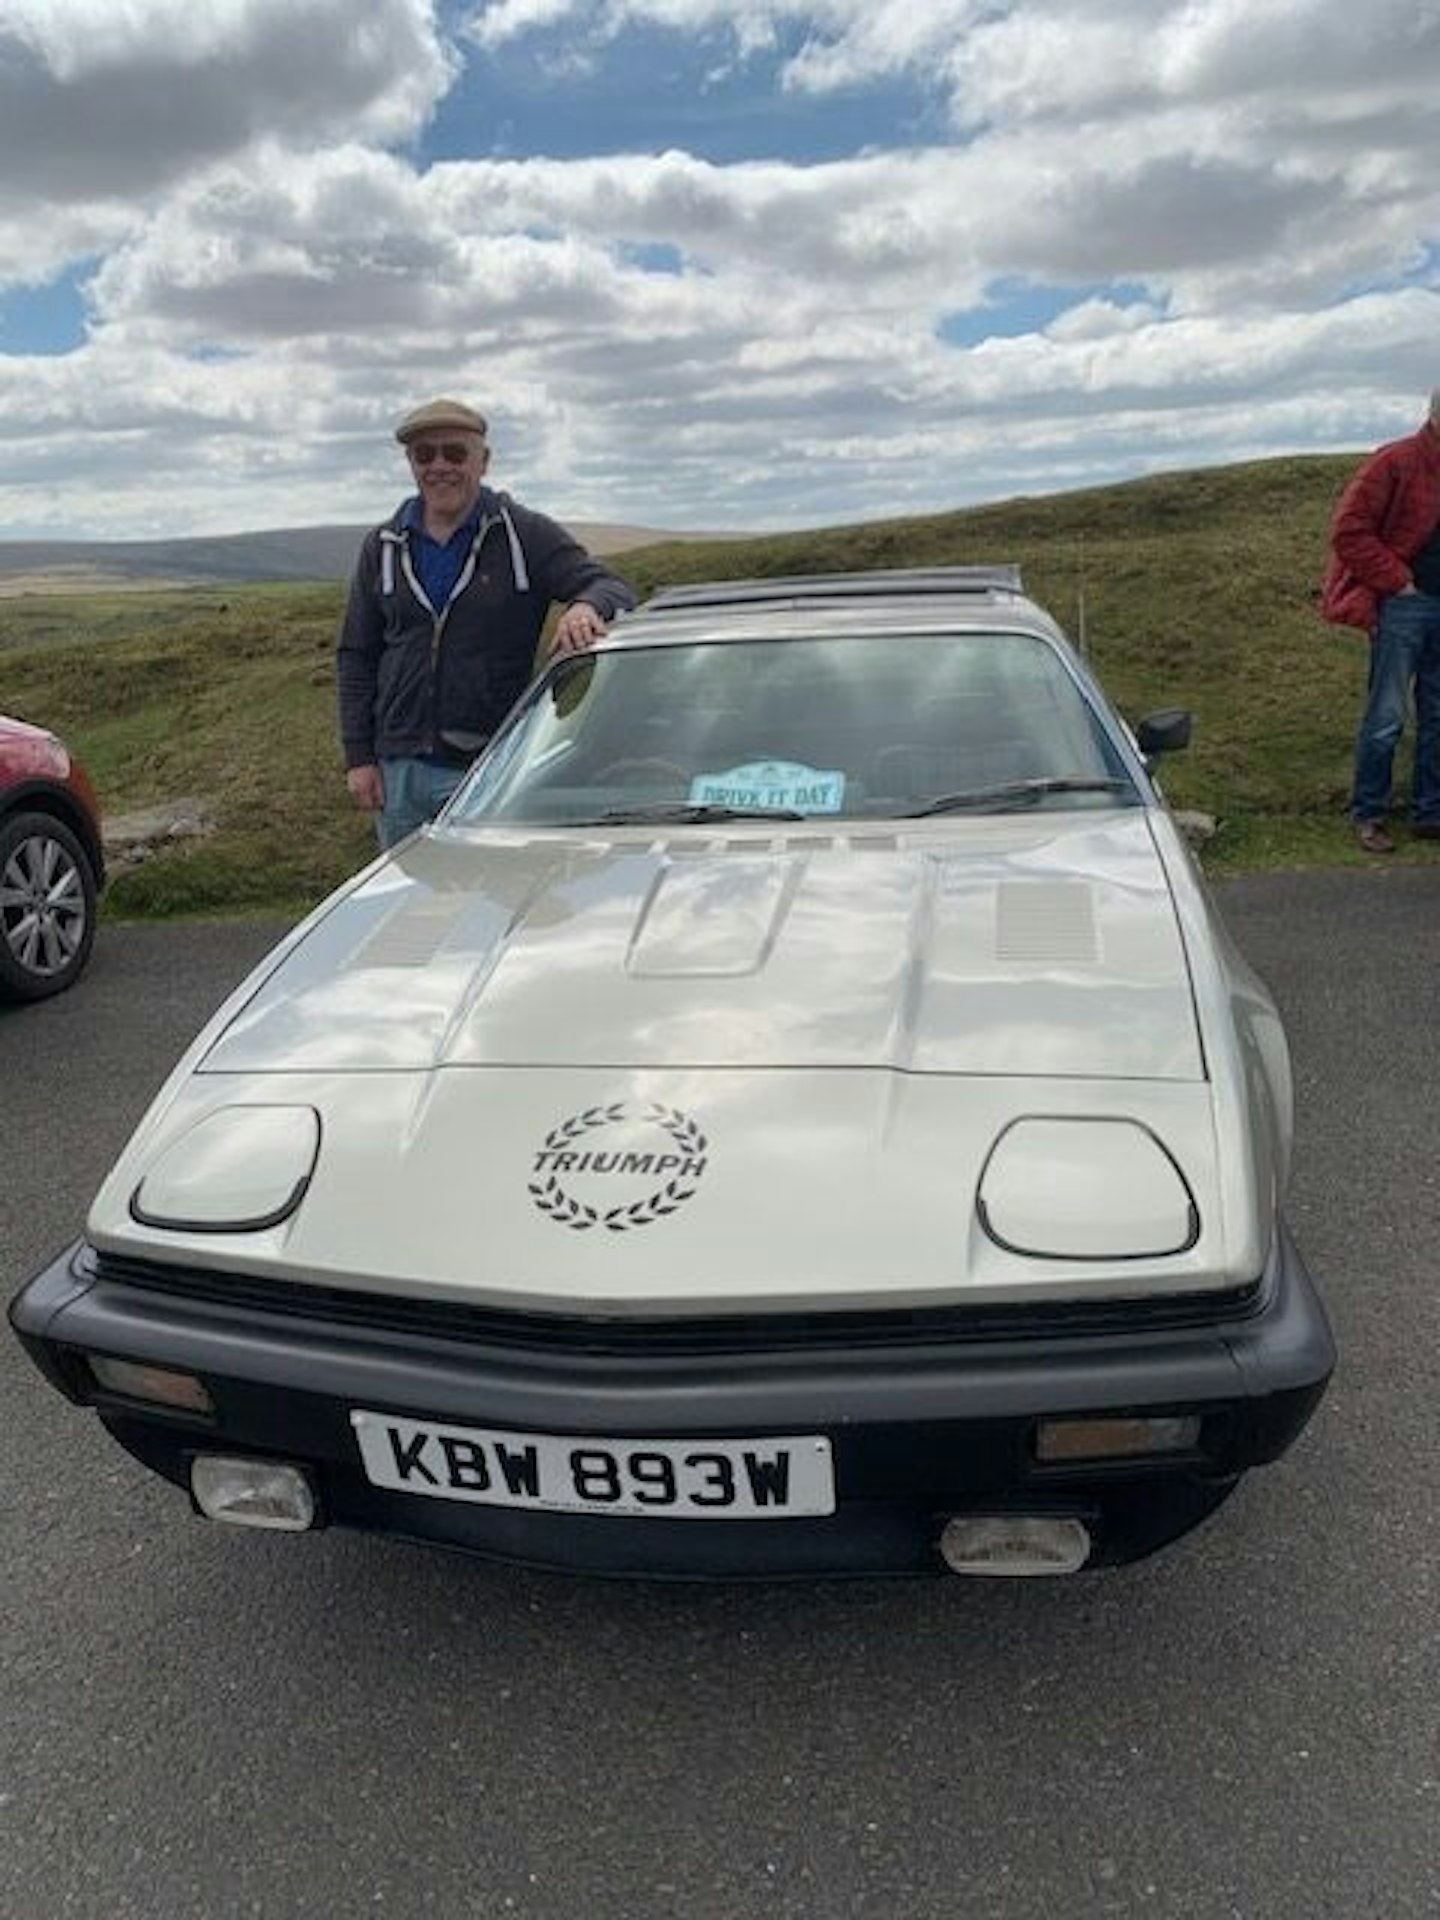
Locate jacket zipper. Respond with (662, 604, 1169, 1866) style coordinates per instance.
(399, 515, 495, 754)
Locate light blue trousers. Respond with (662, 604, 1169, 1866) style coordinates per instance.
(376, 758, 464, 848)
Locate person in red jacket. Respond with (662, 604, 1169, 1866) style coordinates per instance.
(1321, 390, 1440, 852)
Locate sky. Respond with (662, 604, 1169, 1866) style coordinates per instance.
(0, 0, 1438, 541)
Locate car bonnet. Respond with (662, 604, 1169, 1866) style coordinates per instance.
(194, 812, 1202, 1082)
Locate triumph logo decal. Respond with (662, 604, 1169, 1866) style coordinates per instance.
(528, 1103, 709, 1233)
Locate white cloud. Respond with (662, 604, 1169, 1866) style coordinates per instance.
(2, 0, 1439, 536)
(463, 0, 1440, 118)
(0, 207, 136, 290)
(1047, 299, 1165, 343)
(0, 0, 451, 204)
(465, 0, 587, 47)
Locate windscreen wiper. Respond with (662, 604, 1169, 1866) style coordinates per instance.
(584, 803, 809, 825)
(905, 777, 1134, 817)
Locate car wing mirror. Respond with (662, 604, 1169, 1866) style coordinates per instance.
(1135, 708, 1192, 761)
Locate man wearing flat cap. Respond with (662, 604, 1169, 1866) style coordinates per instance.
(337, 397, 636, 845)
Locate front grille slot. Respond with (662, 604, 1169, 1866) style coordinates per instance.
(90, 1250, 1262, 1358)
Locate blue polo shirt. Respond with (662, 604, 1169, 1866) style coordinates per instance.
(401, 494, 486, 612)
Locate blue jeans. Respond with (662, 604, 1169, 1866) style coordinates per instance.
(1351, 591, 1440, 824)
(377, 757, 464, 848)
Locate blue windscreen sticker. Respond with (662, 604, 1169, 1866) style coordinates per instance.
(689, 760, 846, 813)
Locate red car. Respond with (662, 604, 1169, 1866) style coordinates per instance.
(0, 714, 104, 1001)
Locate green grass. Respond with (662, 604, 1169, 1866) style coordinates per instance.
(0, 583, 373, 912)
(0, 451, 1413, 918)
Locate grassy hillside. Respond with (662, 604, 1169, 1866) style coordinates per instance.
(0, 452, 1396, 918)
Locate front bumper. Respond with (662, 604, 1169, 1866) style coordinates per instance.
(10, 1228, 1334, 1577)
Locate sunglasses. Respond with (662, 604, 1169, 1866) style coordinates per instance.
(409, 440, 475, 466)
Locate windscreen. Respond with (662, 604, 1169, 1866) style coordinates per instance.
(448, 631, 1136, 826)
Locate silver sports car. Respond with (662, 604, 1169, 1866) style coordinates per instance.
(11, 567, 1334, 1577)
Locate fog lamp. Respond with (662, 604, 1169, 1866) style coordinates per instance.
(191, 1456, 316, 1531)
(1035, 1414, 1201, 1463)
(86, 1354, 214, 1414)
(938, 1515, 1090, 1576)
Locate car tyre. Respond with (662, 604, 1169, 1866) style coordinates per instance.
(0, 809, 98, 1002)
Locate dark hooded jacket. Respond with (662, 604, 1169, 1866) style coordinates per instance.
(337, 488, 635, 768)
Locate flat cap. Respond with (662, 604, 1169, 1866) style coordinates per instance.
(394, 397, 489, 445)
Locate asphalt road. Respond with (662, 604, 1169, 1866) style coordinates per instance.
(2, 873, 1438, 1920)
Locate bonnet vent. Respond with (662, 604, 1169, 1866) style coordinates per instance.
(995, 882, 1099, 965)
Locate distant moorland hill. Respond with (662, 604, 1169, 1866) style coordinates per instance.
(0, 449, 1395, 915)
(0, 519, 703, 596)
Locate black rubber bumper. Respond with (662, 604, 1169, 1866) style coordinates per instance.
(10, 1228, 1335, 1577)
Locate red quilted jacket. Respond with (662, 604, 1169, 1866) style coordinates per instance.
(1320, 423, 1440, 630)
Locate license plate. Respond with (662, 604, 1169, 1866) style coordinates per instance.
(351, 1411, 835, 1519)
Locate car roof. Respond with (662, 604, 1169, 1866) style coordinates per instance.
(643, 565, 1025, 610)
(609, 565, 1072, 650)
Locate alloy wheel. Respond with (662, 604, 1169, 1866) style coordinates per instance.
(0, 825, 90, 984)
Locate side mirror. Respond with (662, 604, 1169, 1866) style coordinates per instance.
(1135, 708, 1192, 758)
